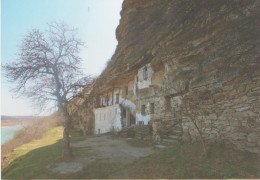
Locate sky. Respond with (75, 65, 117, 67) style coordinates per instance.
(1, 0, 123, 116)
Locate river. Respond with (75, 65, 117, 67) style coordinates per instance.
(1, 125, 24, 144)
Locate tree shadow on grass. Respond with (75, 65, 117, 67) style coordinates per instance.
(2, 139, 64, 179)
(2, 129, 119, 179)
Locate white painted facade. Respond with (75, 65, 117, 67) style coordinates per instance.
(120, 97, 136, 114)
(94, 63, 158, 132)
(136, 102, 152, 125)
(94, 104, 122, 134)
(136, 113, 151, 125)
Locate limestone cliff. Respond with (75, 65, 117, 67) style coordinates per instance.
(74, 0, 260, 154)
(96, 0, 259, 88)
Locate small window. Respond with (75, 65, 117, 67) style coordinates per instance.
(141, 105, 146, 115)
(122, 108, 126, 117)
(165, 96, 171, 112)
(96, 97, 100, 107)
(125, 87, 128, 95)
(143, 67, 148, 80)
(150, 103, 155, 114)
(116, 94, 119, 104)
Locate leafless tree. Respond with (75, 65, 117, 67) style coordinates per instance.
(181, 94, 208, 154)
(3, 22, 93, 159)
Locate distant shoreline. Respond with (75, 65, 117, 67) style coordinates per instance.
(1, 120, 33, 128)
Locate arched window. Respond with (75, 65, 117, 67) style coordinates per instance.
(143, 67, 148, 80)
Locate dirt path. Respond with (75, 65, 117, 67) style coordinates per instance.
(50, 135, 157, 175)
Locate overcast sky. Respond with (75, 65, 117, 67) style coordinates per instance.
(1, 0, 123, 116)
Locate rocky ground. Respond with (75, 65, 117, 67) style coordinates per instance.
(49, 135, 157, 175)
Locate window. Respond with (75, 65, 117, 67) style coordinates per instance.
(150, 103, 155, 114)
(165, 96, 171, 112)
(141, 105, 146, 115)
(122, 108, 126, 117)
(96, 97, 100, 107)
(143, 67, 148, 80)
(106, 95, 108, 106)
(125, 87, 128, 95)
(116, 94, 119, 104)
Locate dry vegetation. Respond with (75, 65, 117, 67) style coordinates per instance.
(1, 113, 64, 170)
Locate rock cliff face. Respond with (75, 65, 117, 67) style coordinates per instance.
(73, 0, 260, 154)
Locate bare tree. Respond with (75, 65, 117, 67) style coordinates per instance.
(181, 94, 208, 154)
(3, 22, 93, 159)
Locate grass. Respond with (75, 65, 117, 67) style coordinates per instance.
(126, 138, 152, 147)
(69, 129, 89, 143)
(2, 128, 259, 179)
(2, 126, 64, 179)
(1, 113, 63, 170)
(72, 160, 123, 179)
(1, 127, 91, 179)
(122, 141, 259, 179)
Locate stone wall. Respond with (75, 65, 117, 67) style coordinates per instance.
(179, 73, 260, 154)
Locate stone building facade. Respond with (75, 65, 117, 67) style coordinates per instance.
(71, 0, 260, 155)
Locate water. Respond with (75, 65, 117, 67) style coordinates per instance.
(1, 125, 24, 144)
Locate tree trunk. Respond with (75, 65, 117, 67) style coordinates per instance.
(181, 96, 207, 154)
(62, 109, 73, 159)
(192, 120, 207, 154)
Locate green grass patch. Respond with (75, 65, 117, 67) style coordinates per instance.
(2, 126, 64, 179)
(70, 129, 89, 143)
(126, 138, 152, 148)
(2, 127, 96, 179)
(123, 141, 259, 179)
(73, 160, 123, 179)
(2, 127, 259, 179)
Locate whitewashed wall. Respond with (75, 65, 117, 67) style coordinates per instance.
(94, 104, 122, 134)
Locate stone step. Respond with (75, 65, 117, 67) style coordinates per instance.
(162, 138, 178, 144)
(160, 118, 176, 122)
(174, 123, 182, 127)
(168, 135, 181, 140)
(170, 131, 183, 136)
(171, 126, 182, 131)
(162, 116, 173, 118)
(162, 113, 173, 115)
(154, 145, 167, 150)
